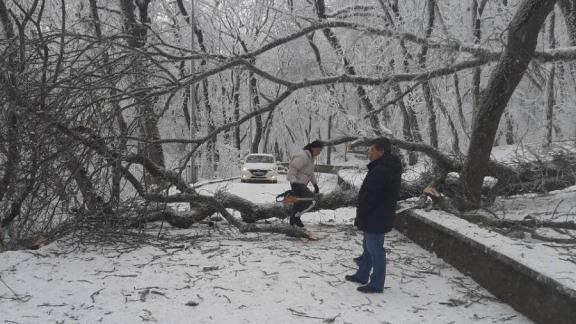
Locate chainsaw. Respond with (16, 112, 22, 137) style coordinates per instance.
(275, 190, 315, 205)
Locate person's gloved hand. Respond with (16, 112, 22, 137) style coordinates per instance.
(313, 184, 320, 194)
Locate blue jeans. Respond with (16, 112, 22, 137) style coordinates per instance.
(290, 183, 314, 216)
(355, 232, 386, 290)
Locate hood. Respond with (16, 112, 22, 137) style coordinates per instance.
(243, 162, 276, 170)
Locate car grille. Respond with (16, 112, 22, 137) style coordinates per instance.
(249, 169, 268, 176)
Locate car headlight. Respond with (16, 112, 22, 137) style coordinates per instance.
(242, 167, 248, 171)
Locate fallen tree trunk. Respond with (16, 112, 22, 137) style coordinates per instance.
(128, 209, 208, 228)
(127, 207, 311, 238)
(496, 174, 576, 196)
(459, 212, 576, 244)
(214, 189, 359, 223)
(459, 213, 576, 231)
(116, 189, 361, 231)
(51, 124, 574, 245)
(494, 153, 576, 195)
(327, 136, 576, 199)
(327, 135, 517, 180)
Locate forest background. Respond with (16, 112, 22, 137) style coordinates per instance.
(1, 0, 575, 244)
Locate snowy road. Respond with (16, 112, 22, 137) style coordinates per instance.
(0, 176, 531, 323)
(193, 174, 340, 203)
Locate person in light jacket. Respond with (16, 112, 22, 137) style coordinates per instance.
(286, 140, 323, 227)
(345, 137, 402, 293)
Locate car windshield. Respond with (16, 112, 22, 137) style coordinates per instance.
(245, 155, 274, 163)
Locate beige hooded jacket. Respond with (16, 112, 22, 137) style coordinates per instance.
(287, 149, 317, 185)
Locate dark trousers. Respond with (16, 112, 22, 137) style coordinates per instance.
(290, 183, 314, 217)
(354, 232, 386, 290)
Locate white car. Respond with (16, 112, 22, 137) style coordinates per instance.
(240, 153, 278, 183)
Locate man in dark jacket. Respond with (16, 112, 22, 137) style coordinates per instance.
(345, 137, 402, 293)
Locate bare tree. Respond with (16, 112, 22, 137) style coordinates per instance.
(559, 0, 576, 44)
(384, 0, 424, 165)
(0, 0, 14, 39)
(118, 0, 166, 186)
(418, 0, 439, 148)
(470, 0, 489, 122)
(545, 11, 557, 146)
(314, 0, 385, 136)
(457, 0, 557, 209)
(4, 0, 576, 247)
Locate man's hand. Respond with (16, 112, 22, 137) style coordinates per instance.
(313, 184, 320, 194)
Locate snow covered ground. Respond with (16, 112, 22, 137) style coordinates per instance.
(491, 185, 576, 222)
(489, 141, 575, 165)
(0, 176, 531, 323)
(194, 173, 341, 204)
(408, 208, 576, 294)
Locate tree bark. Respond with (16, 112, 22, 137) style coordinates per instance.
(119, 0, 166, 186)
(387, 0, 424, 157)
(89, 0, 127, 208)
(0, 0, 14, 39)
(248, 63, 264, 153)
(418, 0, 439, 148)
(558, 0, 576, 44)
(327, 115, 333, 164)
(392, 81, 419, 165)
(457, 0, 557, 210)
(1, 146, 38, 229)
(557, 1, 576, 127)
(233, 72, 241, 150)
(65, 155, 102, 212)
(471, 0, 481, 120)
(545, 12, 556, 146)
(176, 0, 218, 174)
(0, 1, 22, 229)
(0, 109, 19, 204)
(452, 73, 468, 135)
(504, 112, 515, 145)
(430, 85, 461, 154)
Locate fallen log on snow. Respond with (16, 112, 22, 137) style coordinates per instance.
(214, 189, 359, 223)
(328, 136, 576, 200)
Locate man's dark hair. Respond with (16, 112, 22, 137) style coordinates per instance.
(370, 137, 392, 155)
(304, 140, 324, 150)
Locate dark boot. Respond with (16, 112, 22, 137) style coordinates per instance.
(345, 275, 367, 285)
(289, 216, 304, 227)
(357, 285, 383, 293)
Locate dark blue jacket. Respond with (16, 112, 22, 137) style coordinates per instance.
(355, 154, 403, 233)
